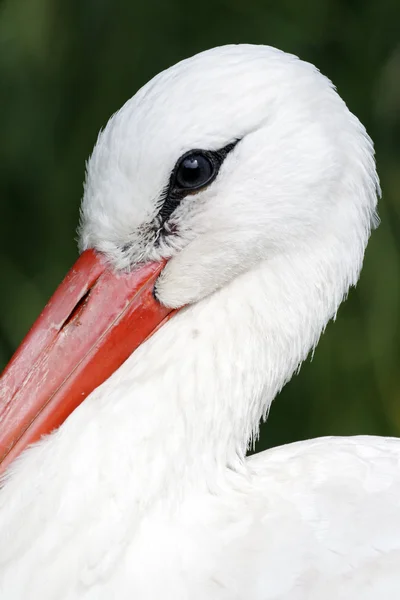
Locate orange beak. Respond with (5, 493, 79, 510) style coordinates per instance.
(0, 249, 175, 476)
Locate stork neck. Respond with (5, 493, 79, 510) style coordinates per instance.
(85, 236, 355, 500)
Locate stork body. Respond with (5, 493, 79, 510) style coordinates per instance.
(0, 45, 399, 599)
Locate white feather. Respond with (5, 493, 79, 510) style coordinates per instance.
(1, 45, 398, 600)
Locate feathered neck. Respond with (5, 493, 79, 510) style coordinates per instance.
(49, 215, 367, 507)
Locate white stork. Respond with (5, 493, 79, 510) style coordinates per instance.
(0, 44, 399, 600)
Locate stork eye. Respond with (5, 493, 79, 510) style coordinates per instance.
(175, 153, 214, 191)
(157, 140, 239, 228)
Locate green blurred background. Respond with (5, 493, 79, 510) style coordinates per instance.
(0, 0, 399, 452)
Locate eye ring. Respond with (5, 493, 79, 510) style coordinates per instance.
(174, 151, 216, 192)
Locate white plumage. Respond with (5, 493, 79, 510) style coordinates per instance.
(1, 44, 399, 599)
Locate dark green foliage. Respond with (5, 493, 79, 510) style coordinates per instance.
(1, 0, 399, 451)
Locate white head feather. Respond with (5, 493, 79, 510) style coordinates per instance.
(80, 44, 378, 310)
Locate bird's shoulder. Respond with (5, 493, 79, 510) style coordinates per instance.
(224, 435, 400, 599)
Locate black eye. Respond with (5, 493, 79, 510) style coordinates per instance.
(175, 153, 215, 191)
(156, 140, 239, 228)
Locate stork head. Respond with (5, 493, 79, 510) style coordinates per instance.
(80, 44, 378, 308)
(0, 45, 379, 473)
